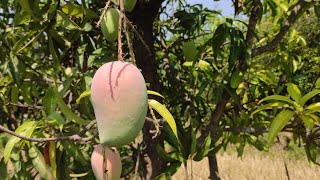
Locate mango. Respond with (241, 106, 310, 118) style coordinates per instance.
(91, 145, 122, 180)
(124, 0, 137, 12)
(91, 61, 147, 147)
(101, 8, 120, 42)
(182, 41, 198, 61)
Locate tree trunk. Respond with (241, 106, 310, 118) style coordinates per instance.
(208, 156, 220, 180)
(127, 0, 165, 179)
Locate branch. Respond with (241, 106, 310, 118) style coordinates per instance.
(0, 120, 97, 143)
(252, 0, 312, 57)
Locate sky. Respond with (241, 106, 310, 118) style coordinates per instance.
(188, 0, 234, 16)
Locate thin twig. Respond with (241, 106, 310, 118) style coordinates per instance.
(124, 17, 136, 65)
(125, 16, 152, 55)
(96, 0, 111, 28)
(134, 144, 141, 180)
(0, 120, 97, 143)
(118, 0, 124, 61)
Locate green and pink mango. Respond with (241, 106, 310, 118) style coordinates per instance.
(91, 144, 122, 180)
(91, 61, 147, 147)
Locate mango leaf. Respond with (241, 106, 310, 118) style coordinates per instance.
(76, 90, 91, 104)
(156, 144, 177, 162)
(62, 3, 83, 18)
(286, 83, 302, 103)
(147, 90, 164, 99)
(29, 146, 54, 180)
(4, 120, 38, 163)
(251, 102, 285, 117)
(69, 173, 89, 178)
(19, 0, 33, 15)
(48, 35, 60, 70)
(260, 95, 294, 105)
(190, 128, 197, 156)
(53, 84, 87, 125)
(56, 10, 81, 30)
(49, 141, 57, 179)
(48, 112, 64, 131)
(193, 134, 212, 161)
(309, 114, 320, 123)
(154, 161, 182, 180)
(148, 99, 178, 138)
(268, 110, 295, 145)
(0, 158, 8, 179)
(21, 83, 32, 104)
(314, 5, 320, 18)
(230, 69, 243, 89)
(301, 90, 320, 106)
(300, 114, 314, 129)
(61, 141, 87, 166)
(306, 102, 320, 112)
(43, 87, 57, 115)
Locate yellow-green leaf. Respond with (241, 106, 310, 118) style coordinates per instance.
(286, 83, 301, 103)
(260, 95, 294, 105)
(268, 110, 295, 146)
(306, 102, 320, 112)
(147, 90, 164, 99)
(148, 99, 178, 137)
(29, 146, 54, 180)
(300, 114, 314, 129)
(53, 84, 87, 125)
(4, 121, 38, 163)
(301, 90, 320, 106)
(76, 90, 91, 104)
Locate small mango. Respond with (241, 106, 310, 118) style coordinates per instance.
(101, 8, 120, 42)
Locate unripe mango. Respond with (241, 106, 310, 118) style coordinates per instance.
(182, 41, 198, 61)
(91, 145, 122, 180)
(91, 61, 147, 147)
(124, 0, 137, 12)
(101, 8, 120, 42)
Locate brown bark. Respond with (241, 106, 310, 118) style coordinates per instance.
(127, 1, 165, 179)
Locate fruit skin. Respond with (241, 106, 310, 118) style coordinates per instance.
(101, 8, 120, 42)
(182, 41, 198, 61)
(91, 61, 148, 147)
(91, 145, 122, 180)
(124, 0, 137, 12)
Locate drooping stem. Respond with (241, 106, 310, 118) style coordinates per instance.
(102, 144, 109, 180)
(117, 0, 125, 61)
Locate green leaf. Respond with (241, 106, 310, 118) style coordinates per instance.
(156, 144, 177, 162)
(260, 95, 294, 105)
(69, 173, 89, 178)
(314, 5, 320, 18)
(190, 128, 197, 156)
(154, 161, 182, 180)
(4, 121, 38, 163)
(309, 114, 320, 123)
(61, 3, 83, 18)
(76, 90, 91, 104)
(56, 10, 81, 30)
(53, 84, 87, 125)
(286, 83, 302, 103)
(43, 87, 57, 115)
(301, 90, 320, 106)
(148, 99, 178, 138)
(251, 102, 285, 117)
(306, 102, 320, 112)
(230, 69, 243, 89)
(49, 142, 57, 179)
(268, 110, 295, 145)
(21, 83, 32, 104)
(0, 159, 8, 179)
(61, 142, 87, 166)
(147, 90, 164, 99)
(48, 112, 64, 131)
(300, 114, 314, 129)
(193, 134, 212, 161)
(19, 0, 33, 15)
(48, 35, 60, 70)
(29, 146, 54, 180)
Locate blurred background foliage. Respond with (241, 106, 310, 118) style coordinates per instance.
(0, 0, 320, 179)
